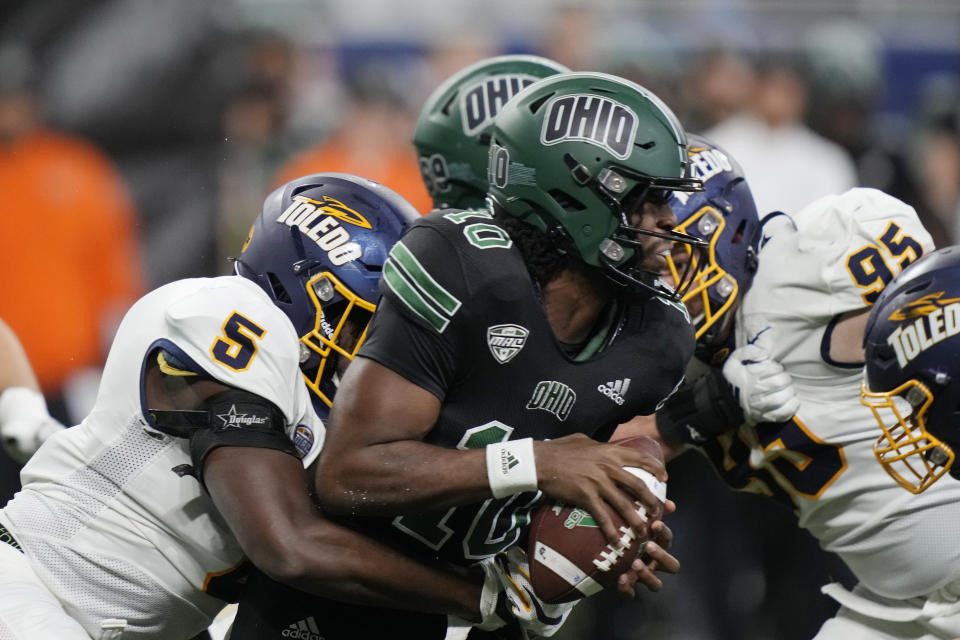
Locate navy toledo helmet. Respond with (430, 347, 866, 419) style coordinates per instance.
(235, 172, 419, 407)
(663, 134, 760, 358)
(861, 245, 960, 494)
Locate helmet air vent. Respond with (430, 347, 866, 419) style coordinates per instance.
(528, 93, 554, 114)
(548, 189, 586, 212)
(267, 272, 291, 304)
(440, 92, 458, 116)
(731, 218, 747, 244)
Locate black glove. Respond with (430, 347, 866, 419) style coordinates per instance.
(655, 368, 744, 447)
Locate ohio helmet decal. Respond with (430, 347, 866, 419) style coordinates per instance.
(460, 73, 541, 137)
(539, 93, 638, 160)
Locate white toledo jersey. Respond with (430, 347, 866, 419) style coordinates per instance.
(715, 189, 960, 598)
(0, 276, 324, 639)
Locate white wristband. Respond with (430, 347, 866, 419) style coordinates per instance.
(486, 437, 538, 498)
(0, 387, 48, 426)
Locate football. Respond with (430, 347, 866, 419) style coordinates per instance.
(525, 435, 667, 604)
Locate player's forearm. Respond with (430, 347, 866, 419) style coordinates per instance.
(315, 440, 493, 516)
(206, 447, 484, 620)
(267, 516, 482, 621)
(612, 414, 687, 462)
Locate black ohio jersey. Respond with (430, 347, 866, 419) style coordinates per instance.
(359, 209, 694, 564)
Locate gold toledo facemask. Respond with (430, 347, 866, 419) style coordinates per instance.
(300, 271, 377, 407)
(664, 204, 739, 340)
(861, 378, 955, 494)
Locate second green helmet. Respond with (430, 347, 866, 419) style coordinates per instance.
(413, 54, 570, 210)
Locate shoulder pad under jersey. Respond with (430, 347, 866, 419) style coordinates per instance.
(149, 276, 304, 423)
(380, 208, 521, 335)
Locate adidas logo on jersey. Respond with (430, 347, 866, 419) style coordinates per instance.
(281, 616, 323, 640)
(597, 378, 631, 405)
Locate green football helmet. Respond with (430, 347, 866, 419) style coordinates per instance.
(413, 54, 569, 210)
(487, 71, 706, 299)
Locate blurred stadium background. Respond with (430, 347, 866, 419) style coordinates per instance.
(1, 1, 958, 638)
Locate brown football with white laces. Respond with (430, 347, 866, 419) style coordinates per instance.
(525, 435, 667, 604)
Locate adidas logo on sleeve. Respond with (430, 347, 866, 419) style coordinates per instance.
(281, 616, 322, 639)
(597, 378, 631, 405)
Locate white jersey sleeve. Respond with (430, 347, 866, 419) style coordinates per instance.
(738, 188, 934, 382)
(103, 275, 323, 463)
(712, 189, 960, 600)
(0, 276, 324, 639)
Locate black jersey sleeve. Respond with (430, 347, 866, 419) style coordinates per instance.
(359, 296, 459, 400)
(377, 219, 470, 336)
(359, 219, 471, 400)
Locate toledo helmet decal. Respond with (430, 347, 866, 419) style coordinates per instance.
(885, 291, 960, 368)
(274, 194, 372, 266)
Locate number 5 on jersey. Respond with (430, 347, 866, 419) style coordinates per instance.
(210, 312, 267, 371)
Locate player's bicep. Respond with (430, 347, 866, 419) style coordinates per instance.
(142, 348, 298, 484)
(314, 355, 443, 510)
(323, 355, 442, 449)
(204, 446, 316, 574)
(359, 296, 458, 398)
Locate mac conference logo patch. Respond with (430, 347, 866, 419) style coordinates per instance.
(487, 323, 529, 364)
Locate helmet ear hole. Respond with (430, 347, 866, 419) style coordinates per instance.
(873, 344, 898, 368)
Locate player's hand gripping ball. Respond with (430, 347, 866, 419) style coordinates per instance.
(525, 435, 667, 604)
